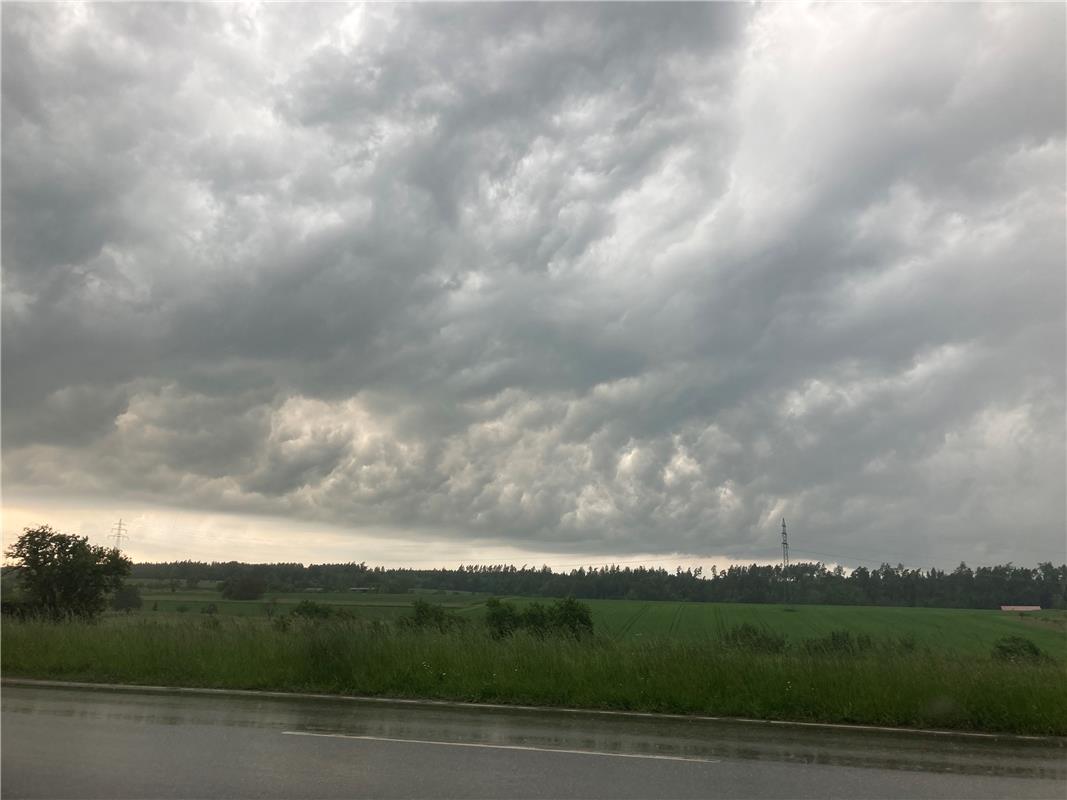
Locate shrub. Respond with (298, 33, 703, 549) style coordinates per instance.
(992, 636, 1047, 665)
(719, 623, 787, 654)
(548, 597, 594, 638)
(111, 585, 143, 614)
(200, 603, 218, 615)
(0, 599, 39, 620)
(893, 633, 919, 654)
(520, 602, 551, 637)
(399, 599, 466, 632)
(484, 597, 594, 639)
(801, 630, 873, 656)
(485, 597, 520, 638)
(290, 600, 343, 621)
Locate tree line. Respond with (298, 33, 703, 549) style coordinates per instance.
(131, 558, 1067, 609)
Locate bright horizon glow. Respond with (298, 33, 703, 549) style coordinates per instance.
(5, 494, 1053, 572)
(2, 497, 780, 572)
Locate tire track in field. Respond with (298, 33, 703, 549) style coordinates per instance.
(668, 603, 683, 636)
(619, 603, 651, 637)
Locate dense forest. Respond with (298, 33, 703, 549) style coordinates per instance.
(131, 560, 1067, 610)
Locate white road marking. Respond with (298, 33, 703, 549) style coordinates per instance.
(282, 730, 721, 764)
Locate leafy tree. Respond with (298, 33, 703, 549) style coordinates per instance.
(5, 525, 131, 620)
(111, 585, 143, 614)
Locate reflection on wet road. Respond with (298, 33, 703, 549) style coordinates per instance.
(2, 681, 1064, 799)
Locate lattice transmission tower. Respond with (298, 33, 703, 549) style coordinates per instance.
(110, 518, 128, 551)
(781, 518, 789, 569)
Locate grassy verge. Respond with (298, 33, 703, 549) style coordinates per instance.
(3, 617, 1064, 736)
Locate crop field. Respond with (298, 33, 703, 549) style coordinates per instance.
(575, 599, 1067, 659)
(132, 587, 1067, 659)
(139, 590, 483, 619)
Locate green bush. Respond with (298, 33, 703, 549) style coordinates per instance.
(289, 600, 342, 621)
(485, 597, 594, 639)
(485, 597, 520, 638)
(991, 636, 1047, 664)
(719, 623, 786, 653)
(801, 630, 873, 656)
(1, 599, 41, 620)
(520, 602, 551, 637)
(399, 599, 466, 632)
(892, 633, 919, 654)
(548, 597, 594, 638)
(111, 586, 143, 614)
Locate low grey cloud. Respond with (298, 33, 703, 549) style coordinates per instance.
(3, 3, 1064, 566)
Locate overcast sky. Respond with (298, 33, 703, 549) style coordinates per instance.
(3, 2, 1064, 569)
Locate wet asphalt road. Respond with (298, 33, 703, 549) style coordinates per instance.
(2, 682, 1064, 799)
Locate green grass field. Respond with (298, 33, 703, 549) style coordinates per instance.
(135, 588, 1067, 660)
(575, 599, 1067, 659)
(8, 587, 1066, 735)
(4, 616, 1065, 736)
(140, 590, 481, 620)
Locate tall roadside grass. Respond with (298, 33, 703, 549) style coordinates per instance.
(3, 617, 1064, 736)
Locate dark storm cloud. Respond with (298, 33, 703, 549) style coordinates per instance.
(3, 3, 1064, 565)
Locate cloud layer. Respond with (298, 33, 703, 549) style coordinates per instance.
(3, 3, 1064, 565)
